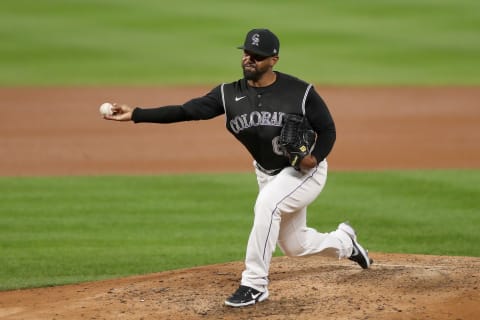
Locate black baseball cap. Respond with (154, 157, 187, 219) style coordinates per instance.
(237, 28, 280, 57)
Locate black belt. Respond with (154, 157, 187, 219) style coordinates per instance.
(255, 163, 283, 176)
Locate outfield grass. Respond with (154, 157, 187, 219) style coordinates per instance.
(0, 170, 478, 290)
(1, 0, 479, 85)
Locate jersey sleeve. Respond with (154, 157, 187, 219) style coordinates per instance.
(132, 85, 225, 123)
(304, 88, 336, 162)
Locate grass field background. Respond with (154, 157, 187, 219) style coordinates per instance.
(1, 0, 479, 85)
(1, 1, 479, 291)
(1, 171, 478, 290)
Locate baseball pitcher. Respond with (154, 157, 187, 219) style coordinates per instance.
(104, 28, 372, 307)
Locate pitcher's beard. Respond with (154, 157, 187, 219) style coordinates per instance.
(243, 69, 261, 81)
(242, 64, 267, 82)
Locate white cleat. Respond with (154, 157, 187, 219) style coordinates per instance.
(338, 222, 373, 269)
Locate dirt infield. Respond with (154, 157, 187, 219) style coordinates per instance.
(0, 87, 479, 319)
(1, 86, 479, 176)
(0, 254, 478, 320)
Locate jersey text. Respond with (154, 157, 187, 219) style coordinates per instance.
(230, 111, 285, 134)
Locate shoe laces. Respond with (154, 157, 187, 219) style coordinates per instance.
(231, 285, 255, 299)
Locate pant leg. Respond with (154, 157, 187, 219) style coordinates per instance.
(277, 207, 353, 259)
(241, 161, 332, 291)
(276, 161, 353, 258)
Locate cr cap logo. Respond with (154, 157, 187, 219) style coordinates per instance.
(251, 33, 260, 46)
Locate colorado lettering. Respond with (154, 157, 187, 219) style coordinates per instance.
(230, 111, 285, 134)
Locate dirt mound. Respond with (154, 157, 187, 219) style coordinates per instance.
(0, 253, 478, 319)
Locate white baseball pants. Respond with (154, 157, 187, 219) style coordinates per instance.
(241, 160, 354, 292)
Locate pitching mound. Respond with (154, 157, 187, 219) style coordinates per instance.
(0, 253, 478, 319)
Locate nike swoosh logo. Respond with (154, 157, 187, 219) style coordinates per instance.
(235, 96, 247, 102)
(352, 245, 359, 256)
(251, 292, 262, 300)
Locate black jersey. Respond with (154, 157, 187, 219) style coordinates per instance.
(132, 72, 336, 171)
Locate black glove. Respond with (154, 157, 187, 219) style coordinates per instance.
(278, 114, 317, 169)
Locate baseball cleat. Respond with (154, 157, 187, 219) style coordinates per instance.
(338, 222, 373, 269)
(225, 285, 269, 307)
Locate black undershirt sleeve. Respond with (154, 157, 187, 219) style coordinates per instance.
(132, 105, 187, 123)
(132, 85, 224, 124)
(305, 88, 336, 162)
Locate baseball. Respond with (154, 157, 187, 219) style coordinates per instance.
(99, 102, 113, 116)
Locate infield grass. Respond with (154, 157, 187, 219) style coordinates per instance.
(0, 170, 478, 290)
(1, 0, 479, 85)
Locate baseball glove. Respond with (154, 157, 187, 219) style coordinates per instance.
(278, 114, 316, 169)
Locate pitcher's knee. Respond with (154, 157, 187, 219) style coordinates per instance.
(255, 197, 296, 218)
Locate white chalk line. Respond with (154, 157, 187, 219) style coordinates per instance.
(370, 263, 449, 270)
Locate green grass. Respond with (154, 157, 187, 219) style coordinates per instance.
(0, 170, 478, 290)
(1, 0, 479, 85)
